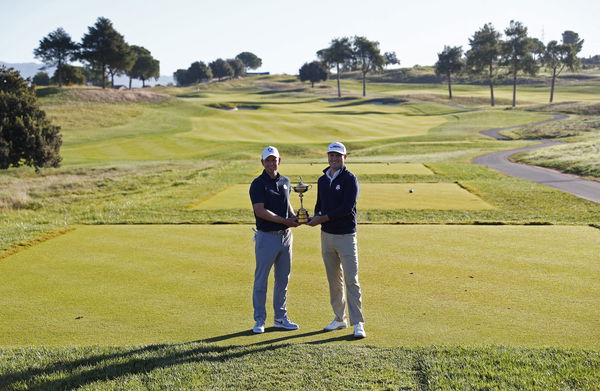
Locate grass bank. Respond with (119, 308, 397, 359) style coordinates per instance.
(507, 110, 600, 178)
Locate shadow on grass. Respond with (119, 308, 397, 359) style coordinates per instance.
(234, 99, 317, 105)
(0, 342, 284, 390)
(331, 98, 408, 107)
(201, 328, 330, 346)
(35, 87, 62, 98)
(0, 329, 361, 390)
(175, 94, 206, 98)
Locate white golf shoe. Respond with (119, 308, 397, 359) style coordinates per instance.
(323, 319, 348, 331)
(274, 317, 299, 330)
(353, 322, 366, 338)
(252, 321, 265, 334)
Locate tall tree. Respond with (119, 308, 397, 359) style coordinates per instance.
(127, 46, 160, 88)
(227, 58, 246, 78)
(317, 37, 353, 98)
(384, 51, 400, 68)
(562, 30, 584, 49)
(435, 46, 464, 100)
(466, 23, 503, 106)
(127, 46, 147, 88)
(0, 67, 62, 170)
(173, 69, 192, 86)
(530, 38, 546, 61)
(235, 52, 262, 71)
(33, 27, 79, 88)
(32, 72, 50, 86)
(209, 59, 233, 81)
(106, 41, 134, 88)
(501, 20, 539, 107)
(542, 31, 583, 103)
(173, 61, 212, 86)
(187, 61, 212, 83)
(52, 65, 86, 85)
(543, 43, 573, 103)
(299, 61, 328, 87)
(79, 17, 131, 88)
(352, 36, 385, 97)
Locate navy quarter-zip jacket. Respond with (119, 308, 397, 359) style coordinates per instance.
(314, 166, 359, 234)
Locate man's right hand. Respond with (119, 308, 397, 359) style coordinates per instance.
(306, 215, 329, 227)
(283, 217, 300, 228)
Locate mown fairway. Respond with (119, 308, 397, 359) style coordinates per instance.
(191, 183, 494, 210)
(43, 81, 555, 165)
(1, 75, 599, 390)
(1, 224, 598, 348)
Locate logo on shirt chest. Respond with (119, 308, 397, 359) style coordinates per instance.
(335, 184, 341, 191)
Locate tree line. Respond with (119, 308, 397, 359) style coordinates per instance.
(33, 17, 160, 88)
(299, 36, 398, 97)
(434, 21, 584, 106)
(173, 52, 262, 86)
(299, 22, 584, 106)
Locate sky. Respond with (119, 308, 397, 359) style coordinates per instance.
(2, 0, 599, 76)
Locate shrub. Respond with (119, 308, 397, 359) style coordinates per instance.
(0, 66, 62, 170)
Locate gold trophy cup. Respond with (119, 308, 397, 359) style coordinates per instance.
(292, 177, 312, 224)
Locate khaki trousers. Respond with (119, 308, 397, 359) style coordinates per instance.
(321, 231, 364, 325)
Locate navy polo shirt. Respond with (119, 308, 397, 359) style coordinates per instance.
(314, 166, 359, 235)
(249, 170, 292, 232)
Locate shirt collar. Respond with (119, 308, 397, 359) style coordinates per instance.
(261, 170, 280, 181)
(324, 166, 346, 182)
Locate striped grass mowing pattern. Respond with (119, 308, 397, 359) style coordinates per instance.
(1, 224, 597, 348)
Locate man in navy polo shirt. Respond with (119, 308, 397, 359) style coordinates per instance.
(307, 142, 366, 338)
(249, 146, 300, 334)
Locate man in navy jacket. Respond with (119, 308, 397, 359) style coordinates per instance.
(307, 142, 366, 338)
(249, 146, 300, 334)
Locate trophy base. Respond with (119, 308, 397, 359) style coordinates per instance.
(297, 208, 309, 224)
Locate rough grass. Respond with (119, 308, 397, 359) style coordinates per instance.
(38, 86, 172, 103)
(510, 115, 600, 139)
(506, 114, 600, 177)
(513, 140, 600, 178)
(521, 101, 600, 115)
(1, 344, 598, 390)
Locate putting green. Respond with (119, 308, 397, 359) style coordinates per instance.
(259, 163, 435, 177)
(190, 183, 494, 210)
(1, 224, 598, 347)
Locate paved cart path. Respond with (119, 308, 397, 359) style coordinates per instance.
(473, 114, 600, 203)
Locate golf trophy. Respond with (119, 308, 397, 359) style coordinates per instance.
(292, 177, 312, 224)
